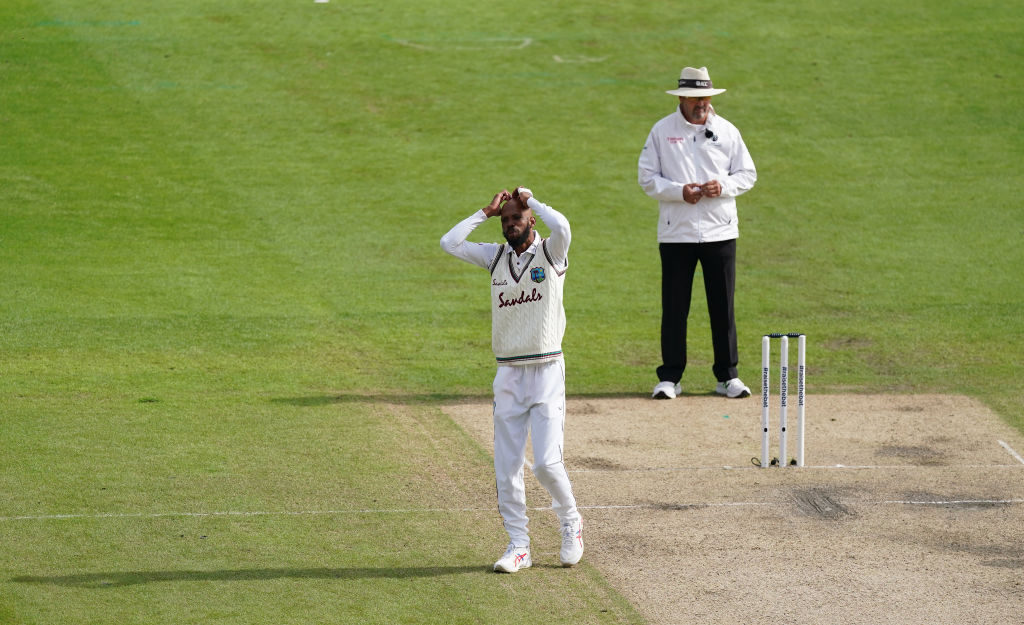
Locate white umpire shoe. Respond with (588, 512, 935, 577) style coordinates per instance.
(652, 381, 682, 399)
(715, 378, 751, 398)
(493, 543, 531, 573)
(559, 519, 584, 567)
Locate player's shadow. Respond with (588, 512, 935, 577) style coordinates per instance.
(12, 565, 481, 588)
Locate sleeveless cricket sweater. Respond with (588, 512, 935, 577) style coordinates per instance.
(488, 239, 567, 365)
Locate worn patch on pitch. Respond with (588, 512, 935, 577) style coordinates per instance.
(791, 487, 854, 519)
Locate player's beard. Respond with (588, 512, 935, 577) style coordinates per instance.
(504, 226, 533, 249)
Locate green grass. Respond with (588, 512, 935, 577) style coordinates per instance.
(1, 0, 1022, 622)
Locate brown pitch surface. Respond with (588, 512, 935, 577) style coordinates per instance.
(443, 394, 1024, 625)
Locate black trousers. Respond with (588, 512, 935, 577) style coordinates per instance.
(657, 239, 738, 384)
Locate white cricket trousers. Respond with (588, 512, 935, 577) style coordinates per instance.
(492, 359, 580, 547)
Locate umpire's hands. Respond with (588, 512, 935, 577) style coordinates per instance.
(701, 180, 722, 198)
(683, 180, 721, 204)
(683, 183, 703, 204)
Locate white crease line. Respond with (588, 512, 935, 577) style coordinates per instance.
(580, 502, 772, 510)
(998, 440, 1024, 465)
(0, 508, 489, 522)
(581, 499, 1024, 510)
(878, 498, 1024, 506)
(571, 463, 1024, 473)
(5, 499, 1024, 522)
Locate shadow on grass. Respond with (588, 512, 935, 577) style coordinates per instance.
(12, 565, 483, 588)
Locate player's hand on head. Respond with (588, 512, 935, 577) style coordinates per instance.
(485, 190, 512, 217)
(514, 186, 532, 203)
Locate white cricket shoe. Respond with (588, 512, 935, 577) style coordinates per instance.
(715, 378, 751, 398)
(493, 543, 531, 573)
(559, 519, 584, 567)
(652, 381, 682, 399)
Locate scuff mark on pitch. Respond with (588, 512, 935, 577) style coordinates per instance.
(573, 456, 624, 470)
(650, 502, 709, 512)
(792, 488, 854, 519)
(876, 444, 946, 465)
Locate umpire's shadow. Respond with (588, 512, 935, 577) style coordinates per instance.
(12, 565, 481, 588)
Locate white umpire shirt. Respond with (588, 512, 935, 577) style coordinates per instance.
(638, 107, 757, 243)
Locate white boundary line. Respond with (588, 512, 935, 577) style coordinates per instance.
(4, 498, 1023, 522)
(998, 440, 1024, 465)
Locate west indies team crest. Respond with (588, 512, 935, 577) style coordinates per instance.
(530, 267, 545, 283)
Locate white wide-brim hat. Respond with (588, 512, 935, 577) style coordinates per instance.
(665, 66, 726, 97)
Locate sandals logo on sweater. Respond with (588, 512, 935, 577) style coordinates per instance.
(498, 289, 543, 308)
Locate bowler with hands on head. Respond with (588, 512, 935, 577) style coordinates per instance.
(638, 66, 757, 400)
(440, 186, 584, 574)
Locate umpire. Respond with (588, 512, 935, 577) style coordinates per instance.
(638, 66, 757, 400)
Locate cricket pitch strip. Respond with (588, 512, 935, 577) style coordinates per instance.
(443, 394, 1024, 624)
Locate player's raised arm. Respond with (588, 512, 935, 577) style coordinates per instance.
(515, 187, 570, 264)
(439, 190, 509, 268)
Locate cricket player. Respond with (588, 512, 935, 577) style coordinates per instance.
(440, 186, 584, 573)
